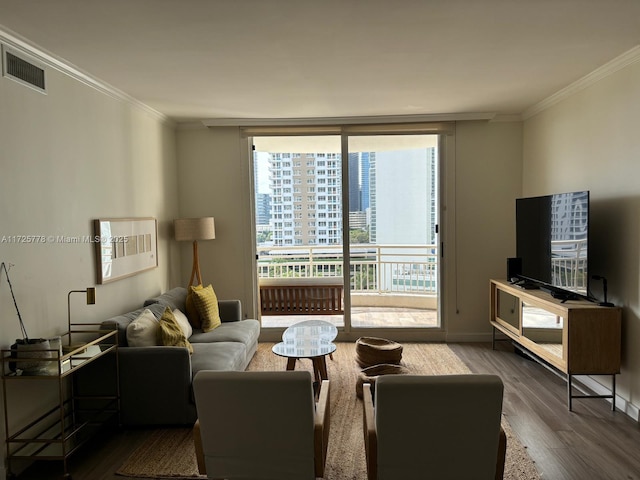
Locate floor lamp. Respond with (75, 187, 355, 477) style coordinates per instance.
(67, 287, 96, 348)
(174, 217, 216, 287)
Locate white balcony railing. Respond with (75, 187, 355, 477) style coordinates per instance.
(257, 244, 438, 296)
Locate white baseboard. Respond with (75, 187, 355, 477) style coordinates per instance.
(575, 375, 640, 421)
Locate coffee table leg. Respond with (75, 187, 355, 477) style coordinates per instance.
(312, 356, 329, 381)
(311, 356, 329, 397)
(286, 357, 297, 370)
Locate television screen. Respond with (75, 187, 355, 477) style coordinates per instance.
(516, 191, 589, 296)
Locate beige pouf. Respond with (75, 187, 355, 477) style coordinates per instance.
(355, 336, 403, 368)
(356, 363, 409, 399)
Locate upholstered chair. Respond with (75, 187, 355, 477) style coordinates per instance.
(362, 374, 506, 480)
(193, 370, 330, 479)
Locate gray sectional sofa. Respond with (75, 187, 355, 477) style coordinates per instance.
(101, 287, 260, 426)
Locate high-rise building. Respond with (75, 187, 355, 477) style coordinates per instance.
(255, 192, 271, 226)
(268, 152, 342, 246)
(266, 147, 436, 247)
(348, 153, 361, 212)
(369, 147, 437, 245)
(360, 152, 372, 212)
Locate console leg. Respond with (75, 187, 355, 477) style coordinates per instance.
(611, 374, 616, 412)
(567, 374, 573, 411)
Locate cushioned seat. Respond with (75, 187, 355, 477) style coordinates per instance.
(189, 319, 260, 345)
(193, 370, 330, 480)
(190, 342, 247, 374)
(363, 374, 507, 480)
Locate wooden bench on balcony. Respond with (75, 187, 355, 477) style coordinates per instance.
(259, 278, 344, 316)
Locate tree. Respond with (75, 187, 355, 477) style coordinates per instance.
(349, 228, 369, 244)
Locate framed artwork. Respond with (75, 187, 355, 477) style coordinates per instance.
(94, 218, 158, 284)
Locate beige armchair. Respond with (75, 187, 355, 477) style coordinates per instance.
(362, 374, 506, 480)
(193, 370, 330, 479)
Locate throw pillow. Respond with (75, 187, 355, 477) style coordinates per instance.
(192, 284, 221, 332)
(158, 307, 193, 354)
(186, 284, 203, 329)
(126, 309, 160, 347)
(173, 308, 193, 339)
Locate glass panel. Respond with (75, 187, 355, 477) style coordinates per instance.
(496, 289, 519, 330)
(254, 136, 345, 329)
(522, 302, 563, 359)
(348, 135, 439, 328)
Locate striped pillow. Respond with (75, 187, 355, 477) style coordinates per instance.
(158, 307, 193, 353)
(192, 284, 222, 332)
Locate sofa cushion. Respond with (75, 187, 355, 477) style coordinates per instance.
(192, 284, 222, 332)
(190, 319, 260, 346)
(159, 307, 194, 354)
(191, 342, 247, 375)
(144, 287, 188, 311)
(126, 309, 160, 347)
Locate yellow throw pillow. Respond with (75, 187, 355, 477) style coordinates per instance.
(192, 284, 221, 332)
(158, 307, 193, 354)
(186, 284, 203, 329)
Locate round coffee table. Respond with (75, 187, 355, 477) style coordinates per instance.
(272, 320, 337, 395)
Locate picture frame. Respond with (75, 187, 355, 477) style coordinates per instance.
(94, 218, 158, 284)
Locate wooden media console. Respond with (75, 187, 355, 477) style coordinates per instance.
(490, 279, 621, 411)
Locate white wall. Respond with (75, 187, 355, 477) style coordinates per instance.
(523, 58, 640, 417)
(448, 121, 523, 340)
(0, 47, 179, 475)
(175, 126, 255, 315)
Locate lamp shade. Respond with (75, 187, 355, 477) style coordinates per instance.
(174, 217, 216, 242)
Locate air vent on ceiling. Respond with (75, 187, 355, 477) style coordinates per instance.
(2, 45, 47, 93)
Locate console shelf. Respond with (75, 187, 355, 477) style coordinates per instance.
(490, 279, 621, 411)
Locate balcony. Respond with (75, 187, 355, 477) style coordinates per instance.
(257, 244, 438, 328)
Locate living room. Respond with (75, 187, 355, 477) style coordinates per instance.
(1, 1, 640, 479)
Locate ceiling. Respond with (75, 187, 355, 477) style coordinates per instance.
(1, 0, 639, 123)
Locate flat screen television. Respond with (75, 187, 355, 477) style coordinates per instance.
(515, 191, 589, 297)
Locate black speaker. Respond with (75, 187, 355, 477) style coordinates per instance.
(507, 257, 521, 281)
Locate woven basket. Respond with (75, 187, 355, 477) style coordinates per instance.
(356, 363, 409, 399)
(355, 337, 403, 368)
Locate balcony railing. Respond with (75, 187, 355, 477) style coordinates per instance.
(257, 244, 438, 296)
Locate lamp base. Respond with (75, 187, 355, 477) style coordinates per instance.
(188, 240, 203, 287)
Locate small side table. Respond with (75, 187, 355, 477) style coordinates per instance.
(272, 320, 337, 395)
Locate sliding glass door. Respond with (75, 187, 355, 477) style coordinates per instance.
(253, 135, 345, 328)
(251, 131, 441, 331)
(347, 135, 440, 328)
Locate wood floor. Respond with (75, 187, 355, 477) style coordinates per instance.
(11, 342, 640, 480)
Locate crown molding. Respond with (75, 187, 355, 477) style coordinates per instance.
(490, 114, 523, 122)
(523, 45, 640, 120)
(0, 26, 172, 125)
(201, 112, 496, 127)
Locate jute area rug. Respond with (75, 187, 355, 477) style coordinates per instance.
(116, 342, 540, 479)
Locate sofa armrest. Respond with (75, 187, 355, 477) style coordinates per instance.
(362, 383, 377, 480)
(119, 346, 195, 425)
(219, 299, 242, 323)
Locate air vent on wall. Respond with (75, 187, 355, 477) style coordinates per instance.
(2, 45, 47, 93)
